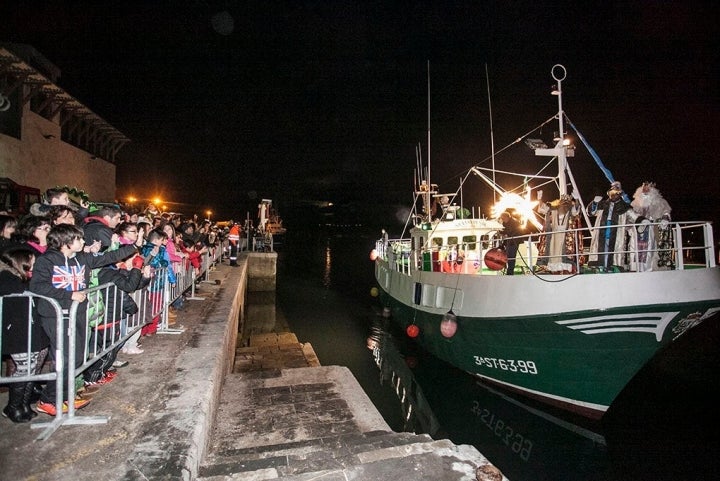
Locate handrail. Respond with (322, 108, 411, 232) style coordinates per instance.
(376, 220, 716, 275)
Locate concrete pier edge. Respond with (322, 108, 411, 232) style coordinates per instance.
(123, 261, 246, 480)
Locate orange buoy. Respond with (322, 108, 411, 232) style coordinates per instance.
(406, 324, 420, 338)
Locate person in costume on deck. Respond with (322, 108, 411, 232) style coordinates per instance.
(630, 182, 673, 271)
(588, 181, 637, 271)
(535, 194, 583, 273)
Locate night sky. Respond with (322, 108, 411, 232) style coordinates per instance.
(3, 1, 718, 228)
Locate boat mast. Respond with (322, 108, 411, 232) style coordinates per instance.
(485, 64, 497, 203)
(534, 64, 569, 197)
(427, 60, 430, 198)
(416, 61, 435, 224)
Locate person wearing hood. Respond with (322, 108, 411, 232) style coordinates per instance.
(1, 245, 50, 422)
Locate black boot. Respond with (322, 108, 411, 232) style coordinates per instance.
(22, 382, 39, 419)
(28, 383, 43, 404)
(2, 383, 32, 423)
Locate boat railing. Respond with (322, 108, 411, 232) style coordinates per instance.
(376, 220, 716, 275)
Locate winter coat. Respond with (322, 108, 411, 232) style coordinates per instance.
(83, 216, 114, 250)
(140, 243, 177, 285)
(29, 244, 138, 319)
(0, 262, 50, 354)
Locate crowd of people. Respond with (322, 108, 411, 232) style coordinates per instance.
(0, 189, 228, 422)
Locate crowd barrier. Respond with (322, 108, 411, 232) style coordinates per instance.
(0, 240, 227, 440)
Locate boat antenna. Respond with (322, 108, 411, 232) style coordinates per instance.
(533, 65, 569, 197)
(426, 60, 431, 195)
(485, 63, 497, 203)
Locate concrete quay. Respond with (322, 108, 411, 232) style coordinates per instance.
(0, 254, 506, 481)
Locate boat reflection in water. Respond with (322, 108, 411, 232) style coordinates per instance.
(369, 314, 719, 481)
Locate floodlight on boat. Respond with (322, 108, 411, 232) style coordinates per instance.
(551, 84, 560, 95)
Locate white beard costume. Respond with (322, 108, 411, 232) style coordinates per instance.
(630, 183, 673, 271)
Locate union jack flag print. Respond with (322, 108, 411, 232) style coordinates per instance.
(52, 264, 86, 291)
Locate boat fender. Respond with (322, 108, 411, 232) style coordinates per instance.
(370, 287, 379, 297)
(369, 249, 378, 261)
(406, 324, 420, 338)
(484, 248, 507, 271)
(440, 311, 458, 338)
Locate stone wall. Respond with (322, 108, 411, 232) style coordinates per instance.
(0, 109, 116, 202)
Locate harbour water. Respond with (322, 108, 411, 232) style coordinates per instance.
(265, 226, 719, 481)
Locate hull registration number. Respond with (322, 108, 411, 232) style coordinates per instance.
(473, 356, 538, 374)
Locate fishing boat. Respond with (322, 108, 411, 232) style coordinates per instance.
(372, 65, 720, 419)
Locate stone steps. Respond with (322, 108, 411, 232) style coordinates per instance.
(198, 430, 440, 479)
(197, 335, 505, 481)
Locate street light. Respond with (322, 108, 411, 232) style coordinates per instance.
(206, 210, 212, 221)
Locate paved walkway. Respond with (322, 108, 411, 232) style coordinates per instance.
(0, 258, 505, 481)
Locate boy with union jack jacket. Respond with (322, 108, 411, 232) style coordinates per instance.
(29, 224, 138, 415)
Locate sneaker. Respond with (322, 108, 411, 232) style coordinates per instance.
(113, 360, 129, 368)
(36, 398, 91, 415)
(122, 346, 144, 355)
(96, 372, 116, 385)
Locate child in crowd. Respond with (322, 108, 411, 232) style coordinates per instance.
(116, 222, 148, 354)
(140, 228, 175, 336)
(29, 224, 137, 415)
(49, 205, 78, 225)
(84, 250, 152, 384)
(14, 215, 51, 256)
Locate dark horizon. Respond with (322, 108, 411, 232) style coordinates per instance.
(2, 2, 717, 229)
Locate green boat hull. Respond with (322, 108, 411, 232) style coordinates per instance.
(380, 289, 718, 418)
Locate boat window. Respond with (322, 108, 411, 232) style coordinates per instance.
(421, 284, 436, 307)
(448, 236, 458, 246)
(480, 234, 491, 250)
(462, 235, 477, 250)
(431, 237, 443, 248)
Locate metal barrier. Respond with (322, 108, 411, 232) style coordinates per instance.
(0, 240, 228, 440)
(0, 294, 65, 440)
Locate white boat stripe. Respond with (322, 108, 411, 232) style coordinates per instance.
(556, 312, 679, 341)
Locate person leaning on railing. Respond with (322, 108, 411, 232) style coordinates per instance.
(28, 224, 138, 416)
(1, 244, 50, 422)
(84, 250, 152, 385)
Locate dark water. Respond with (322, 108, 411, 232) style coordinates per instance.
(269, 227, 720, 481)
